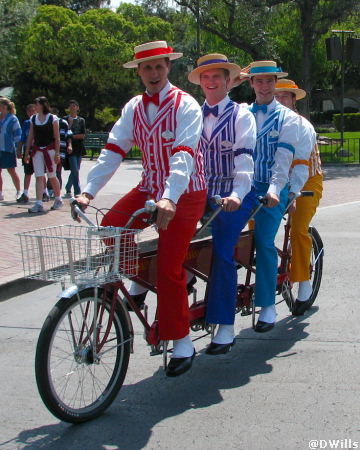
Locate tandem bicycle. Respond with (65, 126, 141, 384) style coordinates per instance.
(17, 192, 324, 423)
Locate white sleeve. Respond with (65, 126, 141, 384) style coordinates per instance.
(172, 94, 203, 152)
(105, 97, 138, 154)
(162, 94, 203, 204)
(289, 117, 314, 194)
(83, 97, 139, 198)
(230, 106, 255, 200)
(268, 111, 300, 197)
(162, 151, 194, 204)
(84, 149, 123, 198)
(230, 154, 254, 201)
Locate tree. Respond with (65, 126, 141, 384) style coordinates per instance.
(40, 0, 110, 14)
(12, 4, 173, 128)
(165, 0, 359, 114)
(271, 0, 359, 105)
(0, 0, 39, 87)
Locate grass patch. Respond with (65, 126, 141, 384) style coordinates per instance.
(317, 131, 360, 163)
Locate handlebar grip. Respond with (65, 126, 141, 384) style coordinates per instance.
(212, 195, 223, 206)
(257, 196, 268, 205)
(70, 197, 96, 226)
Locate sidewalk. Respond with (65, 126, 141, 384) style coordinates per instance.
(0, 160, 359, 290)
(0, 159, 143, 288)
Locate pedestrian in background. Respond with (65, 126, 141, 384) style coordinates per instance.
(16, 104, 36, 203)
(0, 97, 22, 202)
(63, 100, 86, 198)
(46, 107, 73, 198)
(24, 96, 63, 213)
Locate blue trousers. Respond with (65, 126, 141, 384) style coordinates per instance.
(206, 188, 257, 325)
(65, 155, 82, 195)
(253, 182, 289, 307)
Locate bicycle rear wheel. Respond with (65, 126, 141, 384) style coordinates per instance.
(35, 287, 131, 423)
(282, 226, 324, 310)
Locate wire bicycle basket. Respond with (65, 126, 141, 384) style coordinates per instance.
(17, 224, 140, 285)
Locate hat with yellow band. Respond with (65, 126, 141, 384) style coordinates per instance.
(275, 79, 306, 100)
(240, 60, 288, 78)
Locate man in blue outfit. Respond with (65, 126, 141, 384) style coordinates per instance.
(242, 60, 308, 332)
(188, 54, 256, 353)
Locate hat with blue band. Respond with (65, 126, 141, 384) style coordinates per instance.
(241, 60, 288, 78)
(188, 53, 242, 85)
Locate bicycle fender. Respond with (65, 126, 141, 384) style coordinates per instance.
(59, 283, 96, 299)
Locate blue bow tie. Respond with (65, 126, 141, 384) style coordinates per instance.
(251, 103, 268, 114)
(203, 104, 219, 117)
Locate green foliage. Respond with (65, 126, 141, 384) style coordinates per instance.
(94, 106, 119, 130)
(0, 0, 40, 86)
(40, 0, 110, 13)
(333, 113, 360, 132)
(11, 4, 173, 128)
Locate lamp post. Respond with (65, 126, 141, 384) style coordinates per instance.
(330, 30, 354, 154)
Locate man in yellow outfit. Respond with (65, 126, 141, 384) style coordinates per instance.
(275, 79, 323, 315)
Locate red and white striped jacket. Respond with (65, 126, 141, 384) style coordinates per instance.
(85, 82, 206, 202)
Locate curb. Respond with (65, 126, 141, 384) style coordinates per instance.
(0, 277, 54, 303)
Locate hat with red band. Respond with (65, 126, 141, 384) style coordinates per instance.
(123, 41, 183, 68)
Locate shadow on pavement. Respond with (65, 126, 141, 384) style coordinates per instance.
(0, 279, 54, 302)
(322, 164, 360, 181)
(4, 309, 317, 449)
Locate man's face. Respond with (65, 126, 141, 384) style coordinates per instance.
(275, 91, 296, 110)
(137, 58, 170, 94)
(250, 75, 277, 105)
(199, 69, 229, 105)
(69, 102, 79, 115)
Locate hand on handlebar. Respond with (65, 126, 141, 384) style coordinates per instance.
(221, 196, 241, 212)
(156, 198, 176, 230)
(264, 192, 279, 208)
(71, 194, 91, 223)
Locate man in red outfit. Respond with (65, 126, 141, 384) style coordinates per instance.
(76, 41, 207, 377)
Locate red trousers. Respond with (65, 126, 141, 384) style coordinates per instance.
(101, 187, 207, 340)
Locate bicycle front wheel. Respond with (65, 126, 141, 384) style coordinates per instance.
(35, 287, 131, 423)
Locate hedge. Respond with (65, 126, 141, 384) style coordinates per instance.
(333, 113, 360, 132)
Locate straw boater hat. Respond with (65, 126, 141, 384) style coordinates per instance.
(123, 41, 183, 69)
(275, 79, 306, 100)
(240, 60, 288, 78)
(188, 54, 242, 85)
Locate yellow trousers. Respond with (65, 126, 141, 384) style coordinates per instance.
(290, 173, 323, 282)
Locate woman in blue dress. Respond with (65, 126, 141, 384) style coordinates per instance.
(0, 97, 22, 201)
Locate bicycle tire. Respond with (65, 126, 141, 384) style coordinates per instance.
(35, 287, 131, 423)
(307, 226, 324, 306)
(282, 226, 324, 310)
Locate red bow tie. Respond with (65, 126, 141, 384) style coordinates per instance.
(142, 92, 160, 108)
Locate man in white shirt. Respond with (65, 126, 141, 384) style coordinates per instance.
(275, 79, 323, 316)
(242, 61, 309, 332)
(188, 54, 256, 354)
(75, 41, 207, 377)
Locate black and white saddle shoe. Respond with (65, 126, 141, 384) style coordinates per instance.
(205, 339, 235, 355)
(254, 320, 275, 333)
(292, 299, 312, 316)
(166, 350, 196, 377)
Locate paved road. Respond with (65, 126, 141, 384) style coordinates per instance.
(0, 161, 359, 450)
